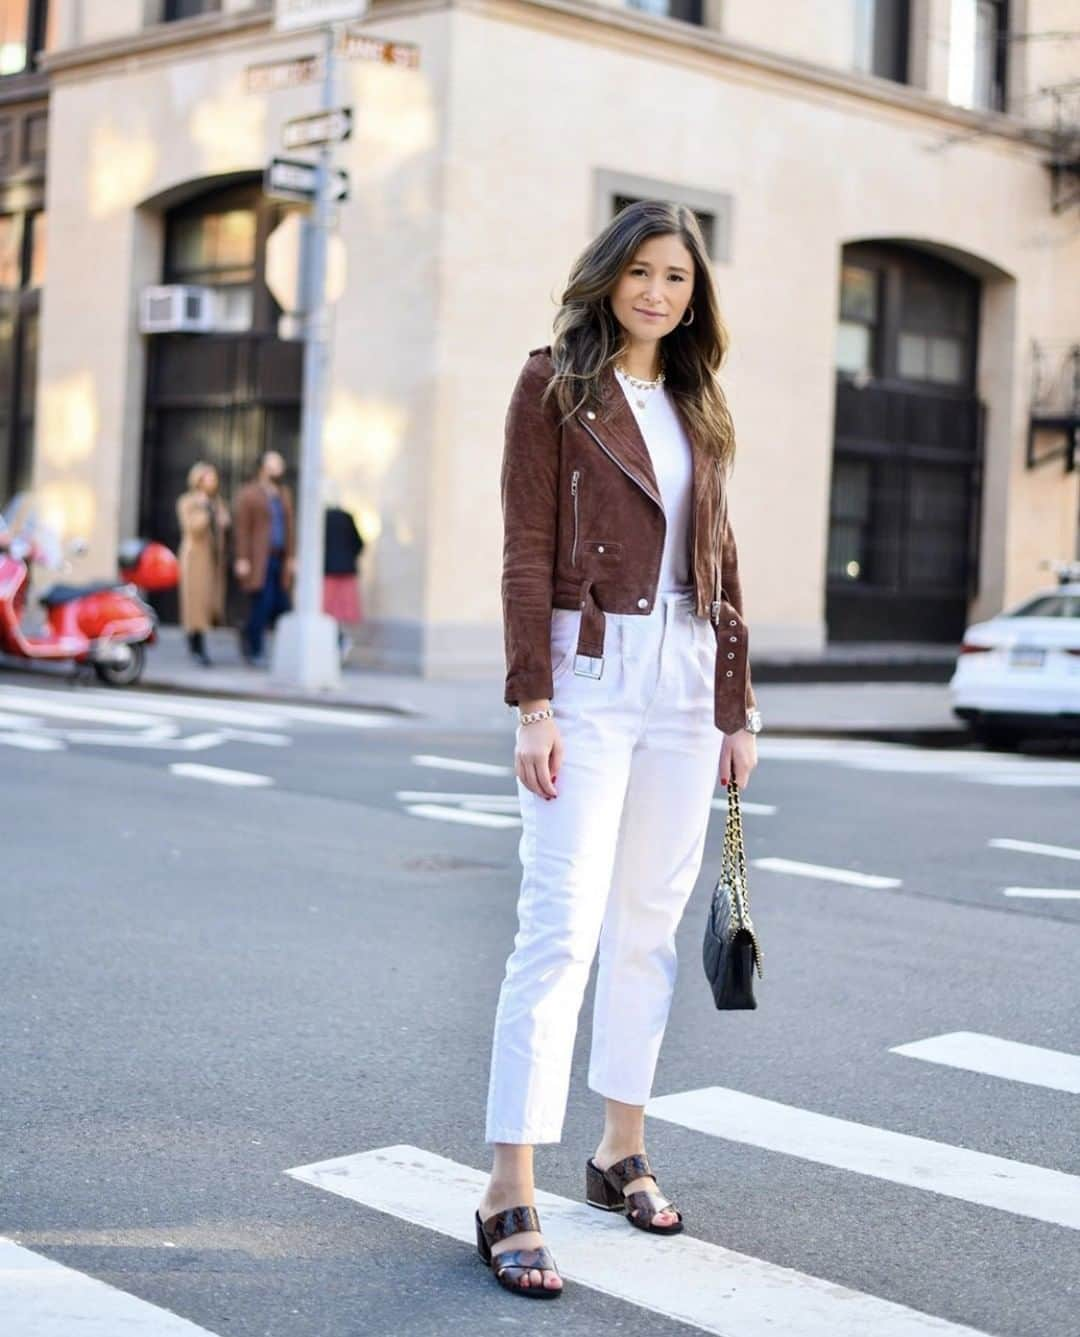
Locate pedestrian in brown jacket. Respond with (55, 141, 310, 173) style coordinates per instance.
(476, 200, 761, 1300)
(176, 461, 230, 667)
(232, 450, 295, 666)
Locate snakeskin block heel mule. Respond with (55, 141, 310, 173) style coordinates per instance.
(475, 1205, 563, 1299)
(585, 1153, 684, 1235)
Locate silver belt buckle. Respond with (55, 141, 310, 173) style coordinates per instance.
(574, 653, 604, 679)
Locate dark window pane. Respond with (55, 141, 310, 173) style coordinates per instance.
(826, 459, 872, 582)
(1011, 594, 1080, 618)
(905, 465, 970, 588)
(612, 194, 715, 256)
(23, 110, 47, 163)
(164, 0, 222, 19)
(855, 0, 909, 83)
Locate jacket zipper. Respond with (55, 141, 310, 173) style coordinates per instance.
(577, 416, 664, 511)
(570, 469, 580, 566)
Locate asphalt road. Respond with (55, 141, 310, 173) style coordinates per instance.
(1, 675, 1077, 1337)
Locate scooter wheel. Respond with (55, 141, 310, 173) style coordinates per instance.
(93, 641, 146, 687)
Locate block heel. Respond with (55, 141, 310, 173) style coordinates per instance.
(583, 1153, 684, 1236)
(585, 1158, 626, 1211)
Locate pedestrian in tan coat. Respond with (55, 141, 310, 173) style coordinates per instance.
(176, 461, 230, 667)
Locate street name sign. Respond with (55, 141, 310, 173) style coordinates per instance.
(282, 107, 353, 151)
(338, 30, 420, 68)
(246, 54, 322, 93)
(275, 0, 368, 32)
(265, 157, 350, 204)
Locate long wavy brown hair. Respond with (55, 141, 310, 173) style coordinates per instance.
(544, 199, 736, 470)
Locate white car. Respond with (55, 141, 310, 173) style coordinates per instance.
(949, 562, 1080, 748)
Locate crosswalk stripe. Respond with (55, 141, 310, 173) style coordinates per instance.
(412, 754, 512, 776)
(889, 1032, 1080, 1094)
(711, 797, 778, 815)
(990, 838, 1080, 862)
(404, 802, 519, 828)
(646, 1087, 1080, 1231)
(0, 731, 64, 751)
(285, 1144, 988, 1336)
(0, 1236, 221, 1335)
(168, 763, 273, 787)
(1003, 887, 1080, 900)
(752, 857, 901, 889)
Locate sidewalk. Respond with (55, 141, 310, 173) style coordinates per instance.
(118, 627, 966, 742)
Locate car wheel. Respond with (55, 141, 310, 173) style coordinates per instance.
(973, 721, 1021, 751)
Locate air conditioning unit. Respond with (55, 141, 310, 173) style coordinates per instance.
(139, 285, 217, 334)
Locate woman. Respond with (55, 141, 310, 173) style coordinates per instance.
(176, 461, 230, 667)
(476, 200, 761, 1299)
(322, 484, 364, 661)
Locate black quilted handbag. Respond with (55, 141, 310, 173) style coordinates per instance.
(702, 778, 763, 1010)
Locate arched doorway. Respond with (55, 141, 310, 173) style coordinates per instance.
(826, 242, 985, 642)
(139, 178, 303, 624)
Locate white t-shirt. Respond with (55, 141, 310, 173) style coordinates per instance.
(614, 367, 694, 593)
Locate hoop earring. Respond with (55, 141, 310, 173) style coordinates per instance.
(681, 306, 695, 327)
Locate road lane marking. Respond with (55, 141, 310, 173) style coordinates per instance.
(412, 754, 512, 776)
(0, 690, 163, 727)
(711, 797, 777, 814)
(751, 857, 901, 889)
(0, 709, 43, 729)
(646, 1087, 1080, 1231)
(404, 802, 519, 829)
(286, 1144, 989, 1337)
(890, 1032, 1080, 1094)
(1003, 887, 1080, 900)
(990, 838, 1080, 862)
(0, 731, 65, 751)
(0, 1236, 222, 1335)
(168, 763, 273, 788)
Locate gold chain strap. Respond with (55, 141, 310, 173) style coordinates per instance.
(722, 779, 763, 975)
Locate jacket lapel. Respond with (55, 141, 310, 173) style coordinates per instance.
(581, 363, 662, 506)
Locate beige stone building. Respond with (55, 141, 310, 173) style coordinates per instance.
(14, 0, 1080, 672)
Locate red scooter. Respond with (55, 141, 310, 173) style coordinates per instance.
(0, 497, 178, 686)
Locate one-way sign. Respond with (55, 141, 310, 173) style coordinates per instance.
(265, 157, 350, 204)
(282, 107, 353, 152)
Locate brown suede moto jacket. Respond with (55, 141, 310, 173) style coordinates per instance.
(500, 345, 756, 734)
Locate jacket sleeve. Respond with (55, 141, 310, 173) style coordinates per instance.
(720, 510, 757, 712)
(177, 493, 210, 538)
(500, 357, 561, 707)
(233, 490, 252, 564)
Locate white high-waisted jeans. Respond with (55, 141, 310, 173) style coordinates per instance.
(485, 590, 725, 1144)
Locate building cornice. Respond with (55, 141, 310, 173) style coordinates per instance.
(39, 0, 1053, 154)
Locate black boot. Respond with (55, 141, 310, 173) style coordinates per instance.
(190, 631, 212, 667)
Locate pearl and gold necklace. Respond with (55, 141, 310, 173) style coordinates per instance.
(615, 362, 665, 410)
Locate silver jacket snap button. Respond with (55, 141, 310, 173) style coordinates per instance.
(725, 670, 734, 677)
(727, 652, 735, 659)
(637, 597, 648, 609)
(597, 545, 604, 553)
(586, 410, 596, 419)
(729, 620, 737, 627)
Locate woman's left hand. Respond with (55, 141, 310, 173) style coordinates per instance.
(719, 729, 757, 789)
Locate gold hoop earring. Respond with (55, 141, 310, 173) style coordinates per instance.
(681, 306, 695, 327)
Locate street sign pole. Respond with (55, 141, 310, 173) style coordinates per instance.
(271, 21, 341, 690)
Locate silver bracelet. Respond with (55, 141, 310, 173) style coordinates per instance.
(518, 706, 554, 726)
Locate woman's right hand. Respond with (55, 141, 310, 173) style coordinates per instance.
(515, 709, 563, 800)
